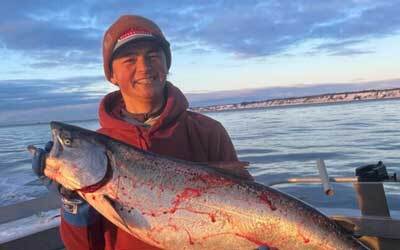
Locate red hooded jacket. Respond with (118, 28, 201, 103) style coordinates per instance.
(60, 83, 238, 250)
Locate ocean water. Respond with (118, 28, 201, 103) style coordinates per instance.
(0, 99, 399, 212)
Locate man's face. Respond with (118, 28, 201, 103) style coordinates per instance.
(110, 40, 168, 102)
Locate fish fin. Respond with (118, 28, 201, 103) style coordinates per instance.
(101, 195, 134, 234)
(208, 161, 254, 181)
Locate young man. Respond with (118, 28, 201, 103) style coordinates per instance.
(33, 15, 250, 249)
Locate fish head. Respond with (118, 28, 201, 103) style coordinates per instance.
(45, 121, 108, 191)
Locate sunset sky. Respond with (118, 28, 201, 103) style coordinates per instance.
(1, 1, 400, 124)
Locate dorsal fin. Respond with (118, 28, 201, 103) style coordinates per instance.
(208, 161, 254, 181)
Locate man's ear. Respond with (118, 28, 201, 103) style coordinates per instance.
(109, 71, 119, 86)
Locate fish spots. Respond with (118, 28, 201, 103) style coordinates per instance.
(170, 188, 202, 214)
(192, 174, 235, 187)
(259, 193, 277, 211)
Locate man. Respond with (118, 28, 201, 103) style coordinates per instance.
(33, 15, 250, 249)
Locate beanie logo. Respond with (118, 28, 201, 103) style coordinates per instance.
(118, 28, 154, 42)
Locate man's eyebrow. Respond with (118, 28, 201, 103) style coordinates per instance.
(147, 49, 158, 54)
(121, 51, 137, 56)
(147, 47, 162, 53)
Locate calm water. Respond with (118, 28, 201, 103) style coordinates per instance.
(1, 99, 399, 212)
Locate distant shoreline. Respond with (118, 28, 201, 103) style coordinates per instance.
(189, 88, 400, 113)
(2, 88, 400, 128)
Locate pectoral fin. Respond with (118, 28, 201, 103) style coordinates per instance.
(101, 195, 134, 233)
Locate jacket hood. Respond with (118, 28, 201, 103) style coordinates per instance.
(98, 82, 188, 133)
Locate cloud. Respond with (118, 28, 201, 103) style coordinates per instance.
(186, 1, 400, 57)
(0, 76, 109, 111)
(0, 0, 400, 71)
(311, 39, 374, 56)
(0, 1, 102, 68)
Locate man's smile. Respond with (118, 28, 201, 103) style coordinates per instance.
(133, 75, 158, 85)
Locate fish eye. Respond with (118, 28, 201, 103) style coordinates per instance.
(63, 137, 73, 147)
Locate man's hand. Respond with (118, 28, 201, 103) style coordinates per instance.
(31, 141, 53, 178)
(30, 141, 60, 192)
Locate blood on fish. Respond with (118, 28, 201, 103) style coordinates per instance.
(170, 188, 202, 213)
(184, 228, 195, 245)
(297, 225, 310, 244)
(259, 193, 277, 211)
(180, 207, 217, 223)
(210, 213, 216, 222)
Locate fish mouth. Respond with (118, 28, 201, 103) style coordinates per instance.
(44, 157, 61, 178)
(45, 122, 65, 178)
(44, 157, 82, 190)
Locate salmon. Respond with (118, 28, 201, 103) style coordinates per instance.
(29, 121, 368, 250)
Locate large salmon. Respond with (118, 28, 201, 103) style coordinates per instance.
(29, 121, 368, 250)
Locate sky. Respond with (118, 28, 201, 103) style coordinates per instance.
(1, 0, 400, 124)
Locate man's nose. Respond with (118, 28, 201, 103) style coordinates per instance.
(135, 55, 152, 73)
